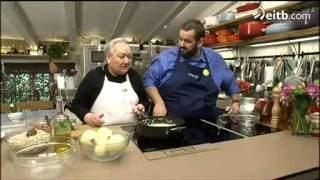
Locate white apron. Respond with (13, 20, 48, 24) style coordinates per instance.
(90, 74, 139, 125)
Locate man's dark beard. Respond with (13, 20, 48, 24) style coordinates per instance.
(180, 46, 198, 59)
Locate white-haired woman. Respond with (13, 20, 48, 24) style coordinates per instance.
(70, 38, 149, 126)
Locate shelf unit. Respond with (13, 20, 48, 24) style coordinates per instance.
(0, 54, 74, 63)
(205, 1, 319, 49)
(208, 26, 319, 49)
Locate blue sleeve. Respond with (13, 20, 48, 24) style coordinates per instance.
(143, 55, 163, 88)
(222, 72, 240, 96)
(209, 49, 240, 96)
(219, 58, 240, 96)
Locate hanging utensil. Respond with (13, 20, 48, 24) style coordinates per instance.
(307, 60, 315, 83)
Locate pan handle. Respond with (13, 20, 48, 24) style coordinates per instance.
(169, 126, 186, 132)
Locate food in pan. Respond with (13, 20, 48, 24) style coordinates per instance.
(142, 117, 176, 127)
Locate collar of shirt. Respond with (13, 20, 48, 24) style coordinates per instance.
(179, 48, 207, 63)
(103, 64, 126, 83)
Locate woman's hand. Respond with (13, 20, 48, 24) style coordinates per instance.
(83, 112, 104, 127)
(153, 102, 167, 117)
(132, 103, 145, 116)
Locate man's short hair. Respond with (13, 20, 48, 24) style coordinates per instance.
(105, 37, 128, 57)
(180, 19, 205, 41)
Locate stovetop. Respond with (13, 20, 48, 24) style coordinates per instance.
(131, 119, 281, 154)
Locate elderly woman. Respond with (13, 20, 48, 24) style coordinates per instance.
(70, 38, 149, 126)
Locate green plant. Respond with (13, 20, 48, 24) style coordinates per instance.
(48, 44, 64, 59)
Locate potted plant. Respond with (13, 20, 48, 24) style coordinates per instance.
(48, 43, 64, 59)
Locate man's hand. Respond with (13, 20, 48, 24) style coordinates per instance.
(230, 102, 240, 114)
(153, 102, 167, 117)
(132, 103, 145, 116)
(83, 112, 104, 127)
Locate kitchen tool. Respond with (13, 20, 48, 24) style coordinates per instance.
(239, 21, 270, 39)
(264, 22, 295, 35)
(307, 60, 315, 83)
(218, 12, 235, 23)
(136, 116, 185, 140)
(80, 127, 131, 162)
(6, 132, 79, 180)
(236, 2, 260, 13)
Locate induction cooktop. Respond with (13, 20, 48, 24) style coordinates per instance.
(131, 118, 281, 153)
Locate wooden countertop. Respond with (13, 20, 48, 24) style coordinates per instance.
(1, 129, 319, 180)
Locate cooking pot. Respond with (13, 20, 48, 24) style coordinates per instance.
(239, 21, 270, 39)
(136, 116, 185, 140)
(236, 2, 260, 13)
(292, 7, 319, 29)
(264, 22, 295, 35)
(204, 34, 217, 46)
(218, 12, 235, 23)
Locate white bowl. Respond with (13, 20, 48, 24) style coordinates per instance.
(8, 112, 23, 122)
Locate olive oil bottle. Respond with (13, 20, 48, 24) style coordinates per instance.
(52, 96, 72, 153)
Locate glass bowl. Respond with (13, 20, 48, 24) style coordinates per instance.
(79, 127, 131, 162)
(217, 114, 260, 128)
(6, 131, 79, 180)
(7, 112, 23, 122)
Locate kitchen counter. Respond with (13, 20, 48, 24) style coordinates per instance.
(1, 129, 319, 180)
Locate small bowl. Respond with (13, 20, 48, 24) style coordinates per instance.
(80, 127, 131, 162)
(7, 112, 23, 122)
(6, 130, 79, 180)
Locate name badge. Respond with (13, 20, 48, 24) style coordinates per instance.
(202, 69, 210, 76)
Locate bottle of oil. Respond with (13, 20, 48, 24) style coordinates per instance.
(52, 96, 72, 153)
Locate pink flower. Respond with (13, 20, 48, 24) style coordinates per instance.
(281, 84, 295, 99)
(306, 83, 320, 100)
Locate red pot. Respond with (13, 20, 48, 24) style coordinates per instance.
(215, 29, 234, 36)
(204, 34, 217, 45)
(227, 34, 241, 42)
(239, 21, 270, 39)
(236, 2, 260, 13)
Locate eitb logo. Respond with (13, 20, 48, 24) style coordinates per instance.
(253, 7, 311, 21)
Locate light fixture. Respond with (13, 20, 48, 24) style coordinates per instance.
(249, 36, 319, 47)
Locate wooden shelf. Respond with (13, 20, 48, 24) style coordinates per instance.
(0, 54, 75, 63)
(208, 26, 319, 49)
(207, 1, 304, 31)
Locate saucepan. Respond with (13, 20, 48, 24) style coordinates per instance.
(136, 114, 186, 140)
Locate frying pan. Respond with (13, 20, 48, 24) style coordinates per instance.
(136, 115, 186, 140)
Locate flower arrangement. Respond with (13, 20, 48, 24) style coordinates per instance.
(280, 82, 320, 135)
(237, 80, 252, 95)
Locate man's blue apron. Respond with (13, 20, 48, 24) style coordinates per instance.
(159, 48, 223, 122)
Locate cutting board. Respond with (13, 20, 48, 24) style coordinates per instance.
(71, 125, 98, 139)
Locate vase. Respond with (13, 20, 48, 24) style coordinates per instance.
(291, 101, 310, 136)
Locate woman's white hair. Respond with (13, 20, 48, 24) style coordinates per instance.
(105, 37, 128, 57)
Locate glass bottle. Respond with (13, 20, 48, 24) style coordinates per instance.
(52, 96, 72, 153)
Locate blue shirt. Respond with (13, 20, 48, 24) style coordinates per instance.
(143, 47, 240, 96)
